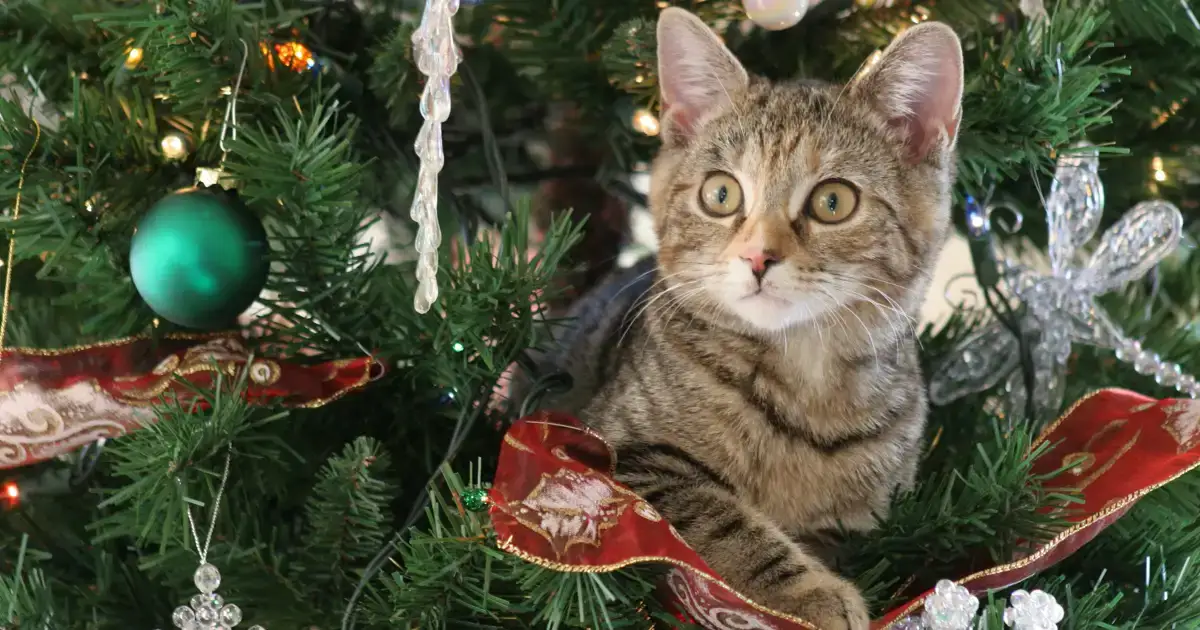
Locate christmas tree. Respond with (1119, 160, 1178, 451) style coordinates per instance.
(0, 0, 1199, 628)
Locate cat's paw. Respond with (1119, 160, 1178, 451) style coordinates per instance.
(777, 574, 869, 630)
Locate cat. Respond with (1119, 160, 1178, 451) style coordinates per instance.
(527, 8, 963, 629)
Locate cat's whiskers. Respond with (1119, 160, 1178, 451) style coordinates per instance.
(620, 278, 705, 349)
(823, 285, 880, 367)
(863, 285, 923, 349)
(825, 271, 921, 340)
(812, 285, 869, 363)
(618, 269, 699, 329)
(826, 280, 910, 357)
(661, 285, 710, 328)
(612, 266, 660, 301)
(641, 284, 712, 353)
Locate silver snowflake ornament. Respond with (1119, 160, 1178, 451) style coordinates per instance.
(921, 579, 979, 630)
(930, 147, 1186, 422)
(171, 564, 244, 630)
(1003, 589, 1064, 630)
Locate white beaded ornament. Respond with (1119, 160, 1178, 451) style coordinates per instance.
(171, 564, 246, 630)
(929, 148, 1188, 422)
(167, 448, 261, 630)
(409, 0, 462, 313)
(921, 579, 980, 630)
(1003, 589, 1065, 630)
(743, 0, 811, 30)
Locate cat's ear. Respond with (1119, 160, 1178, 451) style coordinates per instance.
(853, 22, 963, 164)
(657, 8, 749, 143)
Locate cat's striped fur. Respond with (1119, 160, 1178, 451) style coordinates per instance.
(529, 10, 963, 629)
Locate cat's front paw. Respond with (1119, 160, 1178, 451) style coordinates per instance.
(775, 574, 869, 630)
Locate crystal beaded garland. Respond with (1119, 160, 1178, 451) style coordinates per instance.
(171, 563, 249, 630)
(891, 616, 927, 630)
(408, 0, 462, 313)
(929, 147, 1190, 422)
(921, 579, 979, 630)
(1003, 589, 1065, 630)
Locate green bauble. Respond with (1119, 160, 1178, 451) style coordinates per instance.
(130, 188, 269, 329)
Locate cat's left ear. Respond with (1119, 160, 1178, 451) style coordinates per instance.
(852, 22, 964, 164)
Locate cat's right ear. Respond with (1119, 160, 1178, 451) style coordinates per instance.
(657, 8, 749, 144)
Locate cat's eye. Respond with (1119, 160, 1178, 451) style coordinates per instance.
(806, 179, 859, 224)
(699, 172, 744, 217)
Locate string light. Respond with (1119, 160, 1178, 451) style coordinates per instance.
(1153, 155, 1167, 182)
(160, 131, 189, 161)
(632, 108, 661, 137)
(3, 481, 19, 507)
(1152, 100, 1186, 130)
(274, 41, 316, 73)
(124, 47, 145, 70)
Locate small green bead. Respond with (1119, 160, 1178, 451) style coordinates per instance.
(461, 488, 489, 512)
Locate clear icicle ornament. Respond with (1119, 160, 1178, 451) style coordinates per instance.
(929, 147, 1189, 423)
(408, 0, 462, 313)
(921, 579, 979, 630)
(1003, 589, 1064, 630)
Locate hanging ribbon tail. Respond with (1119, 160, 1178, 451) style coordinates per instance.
(491, 391, 1200, 630)
(878, 388, 1200, 628)
(0, 333, 384, 470)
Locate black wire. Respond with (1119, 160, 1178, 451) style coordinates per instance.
(460, 63, 512, 214)
(519, 371, 574, 417)
(981, 285, 1037, 424)
(341, 385, 490, 630)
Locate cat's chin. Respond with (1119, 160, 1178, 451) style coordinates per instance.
(724, 292, 832, 333)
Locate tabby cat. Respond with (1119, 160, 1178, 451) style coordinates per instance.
(531, 9, 963, 629)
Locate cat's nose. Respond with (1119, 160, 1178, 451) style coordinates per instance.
(741, 250, 780, 282)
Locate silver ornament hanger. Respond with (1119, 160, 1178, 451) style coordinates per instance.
(169, 446, 261, 630)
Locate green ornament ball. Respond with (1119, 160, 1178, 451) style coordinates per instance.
(130, 188, 269, 330)
(461, 487, 490, 512)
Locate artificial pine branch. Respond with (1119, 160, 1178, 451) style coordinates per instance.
(842, 421, 1074, 613)
(301, 437, 396, 594)
(90, 368, 288, 551)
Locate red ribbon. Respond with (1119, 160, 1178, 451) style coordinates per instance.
(490, 389, 1200, 629)
(0, 334, 382, 469)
